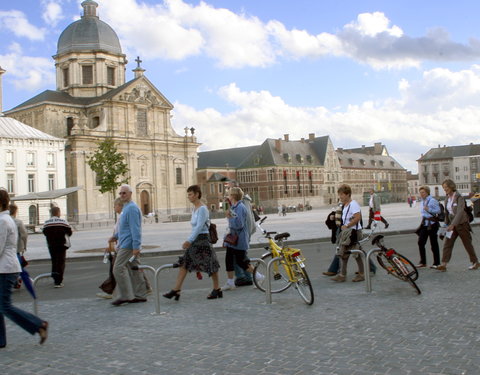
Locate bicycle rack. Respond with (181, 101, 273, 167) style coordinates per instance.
(365, 248, 383, 293)
(265, 256, 282, 304)
(32, 273, 51, 315)
(152, 263, 180, 315)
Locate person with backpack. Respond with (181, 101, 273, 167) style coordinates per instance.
(437, 179, 479, 272)
(415, 186, 441, 269)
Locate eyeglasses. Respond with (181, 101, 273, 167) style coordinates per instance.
(119, 192, 128, 195)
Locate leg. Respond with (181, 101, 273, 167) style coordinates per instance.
(172, 267, 188, 291)
(128, 258, 147, 299)
(366, 208, 374, 228)
(48, 247, 61, 285)
(339, 253, 350, 276)
(0, 313, 5, 347)
(417, 226, 428, 265)
(112, 248, 135, 301)
(381, 216, 389, 227)
(457, 224, 479, 264)
(211, 272, 220, 290)
(327, 254, 340, 273)
(429, 224, 440, 266)
(56, 248, 67, 284)
(441, 231, 459, 265)
(225, 247, 235, 280)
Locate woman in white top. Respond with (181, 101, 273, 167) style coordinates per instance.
(0, 190, 48, 348)
(332, 184, 365, 282)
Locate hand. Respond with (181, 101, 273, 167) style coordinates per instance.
(447, 225, 454, 232)
(182, 241, 191, 249)
(341, 225, 348, 230)
(132, 249, 141, 257)
(108, 237, 117, 243)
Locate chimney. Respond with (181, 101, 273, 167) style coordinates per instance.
(0, 66, 5, 114)
(275, 138, 282, 153)
(284, 134, 289, 142)
(308, 133, 315, 141)
(374, 142, 382, 154)
(337, 147, 343, 153)
(300, 138, 305, 143)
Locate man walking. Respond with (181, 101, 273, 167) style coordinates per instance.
(43, 206, 72, 288)
(365, 189, 389, 229)
(110, 184, 147, 306)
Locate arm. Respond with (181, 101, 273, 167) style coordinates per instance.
(0, 223, 7, 258)
(18, 221, 28, 251)
(129, 207, 142, 255)
(341, 212, 361, 230)
(228, 204, 246, 231)
(450, 195, 467, 228)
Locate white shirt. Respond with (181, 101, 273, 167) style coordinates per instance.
(0, 210, 21, 273)
(342, 200, 362, 229)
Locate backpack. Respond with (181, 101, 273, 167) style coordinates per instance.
(208, 222, 218, 244)
(436, 202, 446, 222)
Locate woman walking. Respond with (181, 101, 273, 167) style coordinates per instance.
(0, 189, 48, 348)
(163, 185, 221, 300)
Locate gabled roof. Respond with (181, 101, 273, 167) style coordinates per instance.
(418, 144, 480, 161)
(0, 116, 63, 141)
(198, 145, 259, 169)
(337, 149, 405, 170)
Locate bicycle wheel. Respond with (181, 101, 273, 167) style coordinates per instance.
(376, 253, 403, 280)
(393, 253, 419, 281)
(406, 275, 422, 295)
(377, 253, 418, 281)
(291, 263, 314, 305)
(252, 253, 292, 293)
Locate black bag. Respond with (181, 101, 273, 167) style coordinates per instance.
(465, 205, 474, 223)
(435, 203, 446, 222)
(208, 222, 218, 244)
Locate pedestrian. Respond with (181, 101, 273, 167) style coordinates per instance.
(365, 189, 389, 229)
(437, 179, 479, 272)
(43, 206, 72, 288)
(415, 186, 441, 269)
(9, 203, 28, 289)
(0, 189, 48, 348)
(163, 185, 221, 300)
(332, 184, 365, 282)
(110, 185, 148, 306)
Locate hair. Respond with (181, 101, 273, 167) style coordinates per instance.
(114, 198, 124, 207)
(442, 179, 456, 192)
(9, 203, 18, 216)
(229, 186, 244, 201)
(187, 184, 202, 199)
(419, 185, 430, 195)
(0, 189, 10, 211)
(51, 206, 61, 217)
(120, 184, 133, 193)
(337, 184, 352, 196)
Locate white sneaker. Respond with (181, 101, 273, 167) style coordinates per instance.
(468, 263, 479, 270)
(221, 282, 236, 291)
(96, 292, 113, 299)
(54, 283, 64, 288)
(255, 272, 265, 282)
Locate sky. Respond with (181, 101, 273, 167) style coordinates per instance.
(1, 0, 480, 173)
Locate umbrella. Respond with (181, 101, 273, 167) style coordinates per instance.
(17, 254, 36, 299)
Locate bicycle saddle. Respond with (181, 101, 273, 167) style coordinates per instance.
(371, 234, 384, 246)
(274, 232, 290, 241)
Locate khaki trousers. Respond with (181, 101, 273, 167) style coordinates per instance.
(441, 222, 478, 264)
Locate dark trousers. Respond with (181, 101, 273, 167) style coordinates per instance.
(417, 223, 440, 265)
(225, 247, 250, 272)
(367, 208, 388, 228)
(48, 246, 67, 285)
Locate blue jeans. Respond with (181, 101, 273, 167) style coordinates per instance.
(0, 273, 43, 347)
(327, 255, 377, 274)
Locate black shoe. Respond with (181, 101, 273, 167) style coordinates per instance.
(163, 290, 181, 301)
(130, 297, 147, 303)
(111, 299, 130, 306)
(207, 288, 223, 299)
(235, 279, 253, 287)
(385, 223, 389, 229)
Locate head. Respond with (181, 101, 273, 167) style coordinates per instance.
(419, 186, 430, 200)
(114, 197, 124, 214)
(0, 189, 10, 211)
(9, 203, 18, 217)
(119, 184, 133, 202)
(229, 187, 244, 203)
(187, 185, 202, 203)
(337, 184, 352, 204)
(369, 188, 375, 195)
(51, 206, 61, 217)
(442, 179, 456, 195)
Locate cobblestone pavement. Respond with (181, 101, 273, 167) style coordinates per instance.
(3, 244, 480, 375)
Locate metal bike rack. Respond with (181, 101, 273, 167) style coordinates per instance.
(152, 263, 180, 315)
(265, 256, 282, 304)
(365, 248, 382, 293)
(32, 273, 51, 315)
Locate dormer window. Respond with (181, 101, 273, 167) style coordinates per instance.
(306, 155, 313, 163)
(296, 154, 303, 163)
(283, 153, 291, 162)
(391, 161, 395, 167)
(360, 159, 366, 165)
(348, 158, 354, 165)
(371, 160, 376, 166)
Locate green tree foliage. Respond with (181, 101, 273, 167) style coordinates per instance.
(87, 138, 129, 196)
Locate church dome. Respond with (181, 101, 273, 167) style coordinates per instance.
(57, 0, 122, 56)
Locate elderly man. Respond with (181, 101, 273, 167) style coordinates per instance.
(110, 185, 147, 306)
(365, 189, 389, 229)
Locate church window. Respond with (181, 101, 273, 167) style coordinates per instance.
(66, 117, 74, 136)
(90, 116, 100, 129)
(82, 65, 93, 84)
(176, 168, 183, 185)
(107, 67, 115, 86)
(136, 108, 148, 136)
(63, 68, 69, 87)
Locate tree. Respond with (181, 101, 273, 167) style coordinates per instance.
(87, 138, 129, 206)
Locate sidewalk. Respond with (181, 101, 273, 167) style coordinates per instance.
(26, 202, 438, 261)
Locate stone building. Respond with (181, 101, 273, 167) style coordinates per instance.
(4, 0, 198, 222)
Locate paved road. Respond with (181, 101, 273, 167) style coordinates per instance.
(4, 229, 480, 375)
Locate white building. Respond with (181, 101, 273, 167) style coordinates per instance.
(0, 116, 66, 226)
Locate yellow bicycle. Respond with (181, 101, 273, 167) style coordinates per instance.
(252, 217, 314, 305)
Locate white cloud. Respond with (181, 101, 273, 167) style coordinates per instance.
(172, 66, 480, 173)
(0, 43, 55, 92)
(0, 10, 46, 41)
(42, 1, 64, 26)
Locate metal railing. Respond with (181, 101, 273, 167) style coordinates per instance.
(152, 263, 180, 315)
(365, 248, 383, 293)
(265, 256, 282, 304)
(32, 273, 51, 315)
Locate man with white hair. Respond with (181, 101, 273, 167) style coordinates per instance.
(110, 184, 147, 306)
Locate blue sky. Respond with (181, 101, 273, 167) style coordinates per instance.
(2, 0, 480, 173)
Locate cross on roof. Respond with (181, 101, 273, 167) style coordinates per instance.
(135, 56, 142, 68)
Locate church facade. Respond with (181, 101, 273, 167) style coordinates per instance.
(5, 0, 199, 222)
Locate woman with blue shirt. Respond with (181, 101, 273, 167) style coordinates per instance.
(163, 185, 221, 300)
(416, 186, 441, 268)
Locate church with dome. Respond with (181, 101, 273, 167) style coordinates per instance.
(5, 0, 199, 223)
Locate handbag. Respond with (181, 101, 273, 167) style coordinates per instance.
(224, 233, 239, 246)
(208, 222, 218, 244)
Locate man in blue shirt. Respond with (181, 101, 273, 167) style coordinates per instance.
(416, 186, 441, 268)
(110, 185, 147, 306)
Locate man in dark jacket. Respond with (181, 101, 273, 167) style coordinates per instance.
(43, 207, 72, 288)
